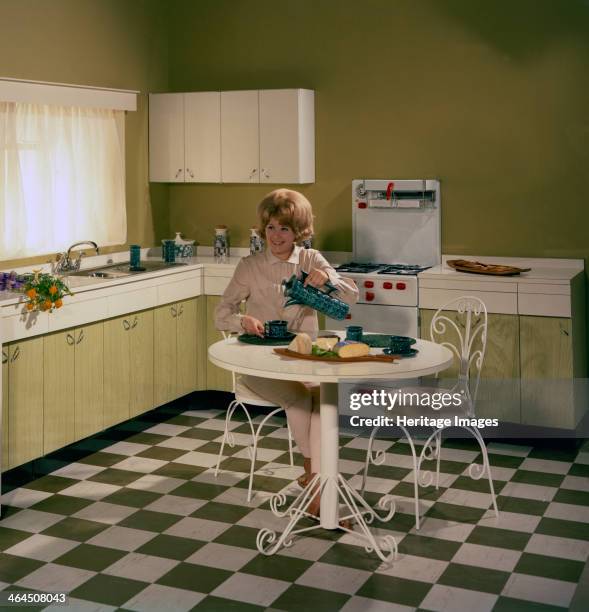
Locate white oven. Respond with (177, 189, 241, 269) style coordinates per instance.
(326, 179, 441, 336)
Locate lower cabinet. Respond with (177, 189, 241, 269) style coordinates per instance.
(2, 348, 9, 469)
(154, 298, 199, 405)
(7, 337, 44, 468)
(205, 295, 233, 392)
(104, 310, 154, 428)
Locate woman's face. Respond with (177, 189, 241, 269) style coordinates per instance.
(265, 216, 296, 260)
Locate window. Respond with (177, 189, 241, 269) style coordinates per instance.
(0, 101, 127, 259)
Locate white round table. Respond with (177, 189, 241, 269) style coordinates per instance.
(209, 337, 453, 561)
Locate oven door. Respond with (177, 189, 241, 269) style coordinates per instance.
(325, 304, 418, 338)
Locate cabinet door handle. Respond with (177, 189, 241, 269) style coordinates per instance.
(66, 333, 75, 346)
(76, 329, 85, 344)
(175, 168, 183, 179)
(11, 346, 20, 362)
(123, 319, 131, 331)
(186, 168, 194, 179)
(249, 168, 257, 180)
(178, 304, 184, 317)
(171, 305, 177, 318)
(261, 168, 270, 179)
(2, 349, 8, 364)
(132, 316, 138, 328)
(560, 326, 569, 336)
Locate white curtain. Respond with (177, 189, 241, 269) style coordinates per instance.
(0, 102, 127, 260)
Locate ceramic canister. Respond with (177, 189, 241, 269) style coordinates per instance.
(214, 225, 229, 262)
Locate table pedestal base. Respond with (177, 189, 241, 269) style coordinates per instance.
(256, 474, 398, 563)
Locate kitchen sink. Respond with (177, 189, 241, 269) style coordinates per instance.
(68, 260, 188, 279)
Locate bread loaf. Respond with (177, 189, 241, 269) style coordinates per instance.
(334, 341, 370, 358)
(288, 333, 312, 355)
(315, 336, 339, 351)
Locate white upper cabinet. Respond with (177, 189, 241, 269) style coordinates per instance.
(149, 93, 185, 182)
(220, 90, 260, 183)
(149, 92, 221, 183)
(150, 88, 314, 184)
(259, 89, 315, 184)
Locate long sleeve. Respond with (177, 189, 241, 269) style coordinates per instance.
(305, 250, 359, 306)
(214, 259, 250, 332)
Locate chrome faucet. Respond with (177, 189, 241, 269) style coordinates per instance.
(55, 241, 100, 274)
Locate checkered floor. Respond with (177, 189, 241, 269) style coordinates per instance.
(0, 392, 588, 611)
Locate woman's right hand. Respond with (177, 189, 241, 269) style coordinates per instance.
(241, 315, 264, 337)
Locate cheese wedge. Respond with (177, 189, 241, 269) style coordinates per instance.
(288, 332, 312, 355)
(315, 336, 339, 351)
(334, 341, 370, 358)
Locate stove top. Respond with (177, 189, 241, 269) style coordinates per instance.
(336, 262, 431, 276)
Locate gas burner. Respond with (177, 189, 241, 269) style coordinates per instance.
(335, 262, 385, 274)
(377, 264, 431, 276)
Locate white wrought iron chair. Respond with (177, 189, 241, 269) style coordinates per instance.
(361, 296, 498, 529)
(214, 332, 294, 502)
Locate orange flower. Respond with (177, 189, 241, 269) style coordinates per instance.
(44, 299, 52, 310)
(49, 285, 58, 295)
(26, 288, 37, 299)
(26, 302, 34, 311)
(55, 299, 63, 309)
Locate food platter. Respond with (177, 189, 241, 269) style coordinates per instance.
(447, 259, 531, 276)
(238, 332, 296, 345)
(273, 348, 399, 363)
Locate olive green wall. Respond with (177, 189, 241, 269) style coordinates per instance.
(0, 0, 170, 269)
(167, 0, 589, 267)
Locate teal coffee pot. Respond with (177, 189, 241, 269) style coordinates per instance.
(282, 271, 350, 320)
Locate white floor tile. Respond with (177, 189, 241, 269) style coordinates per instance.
(50, 463, 107, 480)
(156, 437, 208, 451)
(123, 584, 205, 612)
(182, 409, 223, 419)
(343, 437, 394, 452)
(102, 441, 150, 456)
(502, 573, 576, 608)
(420, 584, 497, 612)
(376, 553, 448, 583)
(524, 533, 589, 562)
(193, 469, 247, 487)
(0, 488, 53, 508)
(575, 451, 589, 465)
(110, 456, 168, 474)
(339, 458, 366, 475)
(87, 526, 156, 551)
(0, 509, 64, 533)
(277, 535, 335, 561)
(15, 563, 94, 592)
(544, 501, 589, 523)
(500, 482, 557, 502)
(237, 508, 288, 532)
(171, 451, 221, 468)
(489, 466, 517, 482)
(438, 488, 495, 510)
(144, 423, 191, 436)
(59, 481, 120, 501)
(144, 495, 207, 516)
(519, 457, 570, 475)
(44, 597, 116, 612)
(212, 572, 290, 607)
(341, 595, 413, 612)
(410, 517, 475, 542)
(4, 533, 78, 562)
(72, 501, 138, 525)
(103, 552, 178, 582)
(477, 511, 540, 534)
(126, 474, 185, 494)
(186, 542, 257, 571)
(200, 418, 242, 431)
(561, 475, 589, 492)
(231, 447, 283, 462)
(451, 542, 521, 572)
(164, 516, 230, 541)
(347, 474, 398, 494)
(486, 443, 532, 457)
(296, 561, 371, 595)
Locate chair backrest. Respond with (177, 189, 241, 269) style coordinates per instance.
(429, 296, 488, 409)
(221, 331, 237, 393)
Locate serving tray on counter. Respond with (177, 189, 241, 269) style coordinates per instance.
(447, 259, 531, 276)
(273, 348, 399, 363)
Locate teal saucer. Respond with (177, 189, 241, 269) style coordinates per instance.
(384, 347, 419, 358)
(238, 332, 296, 346)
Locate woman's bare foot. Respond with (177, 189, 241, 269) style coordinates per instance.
(297, 457, 312, 488)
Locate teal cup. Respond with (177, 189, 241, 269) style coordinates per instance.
(264, 320, 289, 338)
(345, 325, 363, 341)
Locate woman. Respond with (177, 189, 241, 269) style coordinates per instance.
(215, 189, 358, 516)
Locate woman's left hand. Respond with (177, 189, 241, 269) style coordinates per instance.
(304, 268, 329, 288)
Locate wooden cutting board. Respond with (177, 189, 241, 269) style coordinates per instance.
(447, 259, 531, 276)
(273, 348, 399, 363)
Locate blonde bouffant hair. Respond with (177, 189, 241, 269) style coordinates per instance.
(257, 189, 314, 244)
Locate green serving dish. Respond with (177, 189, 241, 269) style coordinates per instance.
(238, 332, 296, 346)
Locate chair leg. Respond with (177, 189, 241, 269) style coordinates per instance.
(398, 425, 422, 530)
(468, 426, 499, 519)
(286, 421, 294, 467)
(246, 407, 285, 503)
(215, 400, 255, 478)
(361, 427, 385, 497)
(435, 431, 442, 490)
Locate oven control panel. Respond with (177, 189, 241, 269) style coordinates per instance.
(345, 274, 418, 307)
